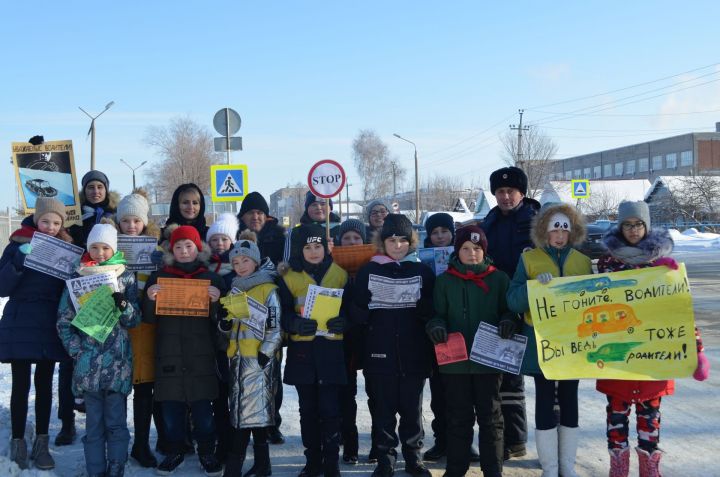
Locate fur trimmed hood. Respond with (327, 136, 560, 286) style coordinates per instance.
(602, 226, 674, 265)
(79, 189, 120, 211)
(530, 202, 586, 249)
(161, 240, 212, 267)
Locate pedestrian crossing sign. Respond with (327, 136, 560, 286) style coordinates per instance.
(210, 164, 248, 202)
(571, 179, 590, 199)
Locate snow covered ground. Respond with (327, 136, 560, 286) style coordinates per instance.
(0, 234, 718, 476)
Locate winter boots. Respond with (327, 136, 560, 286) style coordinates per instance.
(558, 425, 579, 477)
(107, 460, 126, 477)
(535, 428, 559, 477)
(54, 418, 77, 446)
(10, 438, 28, 470)
(608, 447, 630, 477)
(244, 444, 272, 477)
(131, 393, 158, 467)
(31, 434, 55, 470)
(636, 447, 663, 477)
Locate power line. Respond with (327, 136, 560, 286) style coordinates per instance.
(528, 61, 720, 109)
(421, 113, 516, 159)
(527, 107, 720, 117)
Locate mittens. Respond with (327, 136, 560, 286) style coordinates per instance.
(536, 272, 553, 285)
(426, 324, 448, 345)
(290, 317, 318, 336)
(498, 318, 519, 340)
(694, 351, 710, 381)
(653, 257, 679, 270)
(150, 250, 164, 266)
(112, 292, 128, 312)
(326, 316, 346, 334)
(218, 319, 233, 333)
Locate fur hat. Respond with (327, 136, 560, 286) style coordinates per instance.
(305, 191, 333, 212)
(239, 192, 270, 217)
(618, 201, 651, 232)
(454, 225, 487, 255)
(229, 230, 261, 265)
(206, 213, 239, 243)
(87, 223, 117, 252)
(531, 202, 586, 248)
(337, 219, 367, 244)
(380, 214, 413, 241)
(117, 193, 149, 225)
(81, 170, 110, 190)
(490, 166, 527, 195)
(170, 225, 202, 252)
(33, 197, 66, 225)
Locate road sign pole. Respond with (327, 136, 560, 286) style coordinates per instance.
(326, 198, 331, 241)
(225, 108, 231, 165)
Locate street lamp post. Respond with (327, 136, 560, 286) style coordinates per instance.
(120, 158, 147, 191)
(79, 101, 115, 171)
(393, 133, 420, 224)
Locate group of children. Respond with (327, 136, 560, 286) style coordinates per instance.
(0, 171, 711, 477)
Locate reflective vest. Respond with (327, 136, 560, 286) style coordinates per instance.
(521, 247, 592, 325)
(282, 263, 348, 342)
(227, 282, 278, 358)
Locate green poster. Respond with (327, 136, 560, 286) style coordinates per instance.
(71, 285, 121, 344)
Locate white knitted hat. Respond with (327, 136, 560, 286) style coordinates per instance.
(87, 223, 117, 252)
(117, 193, 149, 225)
(206, 212, 239, 243)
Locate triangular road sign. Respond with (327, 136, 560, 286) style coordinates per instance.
(219, 173, 241, 194)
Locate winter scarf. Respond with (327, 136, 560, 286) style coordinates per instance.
(602, 227, 674, 266)
(370, 250, 420, 266)
(231, 268, 277, 293)
(162, 259, 209, 279)
(445, 261, 497, 294)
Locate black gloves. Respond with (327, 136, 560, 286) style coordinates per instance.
(290, 316, 318, 336)
(326, 316, 345, 334)
(150, 250, 164, 266)
(257, 352, 271, 367)
(112, 292, 128, 312)
(217, 305, 229, 321)
(498, 314, 520, 340)
(426, 324, 448, 345)
(218, 319, 233, 332)
(13, 248, 27, 270)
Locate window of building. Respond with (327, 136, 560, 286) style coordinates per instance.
(604, 164, 612, 178)
(666, 153, 677, 169)
(593, 166, 601, 179)
(615, 162, 623, 176)
(574, 169, 581, 179)
(652, 155, 663, 171)
(638, 157, 649, 172)
(680, 150, 693, 166)
(626, 160, 636, 175)
(565, 171, 572, 180)
(583, 167, 591, 178)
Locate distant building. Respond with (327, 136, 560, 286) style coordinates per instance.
(644, 175, 720, 226)
(549, 124, 720, 182)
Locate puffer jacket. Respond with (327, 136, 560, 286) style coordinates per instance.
(125, 221, 162, 385)
(427, 255, 514, 374)
(68, 190, 119, 248)
(0, 216, 74, 362)
(352, 256, 436, 378)
(57, 261, 140, 396)
(595, 226, 681, 402)
(141, 247, 226, 403)
(221, 269, 282, 428)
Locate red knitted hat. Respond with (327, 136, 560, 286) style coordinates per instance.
(170, 225, 202, 251)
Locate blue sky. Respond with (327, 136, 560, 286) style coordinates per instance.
(2, 1, 720, 211)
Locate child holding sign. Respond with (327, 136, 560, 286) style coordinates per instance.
(425, 225, 518, 477)
(218, 231, 282, 477)
(56, 223, 140, 477)
(278, 224, 348, 477)
(142, 225, 226, 476)
(115, 191, 166, 468)
(0, 197, 72, 470)
(596, 201, 709, 477)
(506, 203, 592, 477)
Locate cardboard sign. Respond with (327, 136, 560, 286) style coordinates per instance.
(71, 285, 121, 344)
(24, 232, 83, 280)
(156, 278, 211, 316)
(434, 332, 468, 365)
(527, 265, 697, 380)
(11, 140, 81, 226)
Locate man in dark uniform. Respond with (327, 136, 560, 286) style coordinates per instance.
(480, 166, 540, 460)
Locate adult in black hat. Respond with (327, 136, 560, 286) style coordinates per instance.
(480, 166, 539, 460)
(236, 191, 286, 266)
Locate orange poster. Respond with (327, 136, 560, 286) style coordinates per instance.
(435, 332, 468, 365)
(156, 278, 211, 317)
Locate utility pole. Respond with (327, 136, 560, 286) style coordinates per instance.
(345, 182, 352, 219)
(338, 190, 343, 221)
(391, 161, 397, 200)
(509, 109, 530, 169)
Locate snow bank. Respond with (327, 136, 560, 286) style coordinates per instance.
(669, 228, 720, 251)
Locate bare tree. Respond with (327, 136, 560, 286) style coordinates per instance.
(422, 174, 467, 211)
(286, 182, 310, 226)
(352, 130, 406, 202)
(144, 117, 223, 202)
(579, 188, 623, 221)
(500, 127, 558, 198)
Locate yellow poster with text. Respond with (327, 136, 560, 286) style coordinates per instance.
(527, 264, 696, 380)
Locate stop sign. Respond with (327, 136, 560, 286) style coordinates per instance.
(307, 159, 346, 198)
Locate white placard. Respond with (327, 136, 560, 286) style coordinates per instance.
(307, 159, 346, 198)
(65, 272, 119, 312)
(24, 232, 83, 280)
(469, 322, 527, 375)
(117, 235, 158, 272)
(245, 296, 268, 341)
(367, 274, 422, 310)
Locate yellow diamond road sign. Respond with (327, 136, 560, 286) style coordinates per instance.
(571, 179, 590, 199)
(211, 164, 248, 202)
